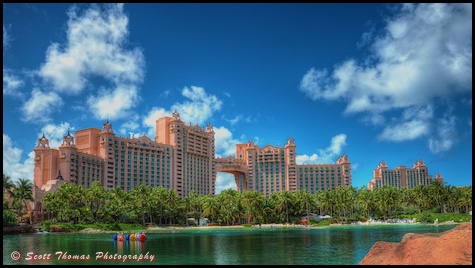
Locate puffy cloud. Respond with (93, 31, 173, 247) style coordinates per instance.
(378, 105, 432, 142)
(142, 86, 223, 138)
(87, 84, 140, 120)
(3, 134, 35, 183)
(38, 3, 145, 120)
(299, 3, 472, 146)
(296, 133, 347, 164)
(215, 173, 236, 194)
(21, 88, 63, 123)
(3, 69, 24, 96)
(213, 126, 247, 158)
(118, 119, 140, 136)
(171, 86, 223, 125)
(143, 107, 169, 138)
(39, 122, 74, 149)
(428, 115, 458, 154)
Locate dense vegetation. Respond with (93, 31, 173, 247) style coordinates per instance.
(3, 175, 34, 226)
(3, 174, 472, 229)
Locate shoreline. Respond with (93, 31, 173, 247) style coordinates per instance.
(4, 220, 466, 234)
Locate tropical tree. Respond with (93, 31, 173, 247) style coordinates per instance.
(11, 178, 34, 218)
(99, 186, 131, 223)
(241, 190, 266, 224)
(3, 174, 15, 209)
(130, 184, 151, 226)
(85, 180, 106, 222)
(217, 189, 241, 225)
(202, 194, 220, 224)
(294, 189, 314, 217)
(356, 186, 371, 217)
(271, 190, 294, 223)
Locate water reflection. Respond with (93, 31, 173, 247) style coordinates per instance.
(3, 225, 458, 265)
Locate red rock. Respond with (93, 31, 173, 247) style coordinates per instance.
(359, 222, 472, 265)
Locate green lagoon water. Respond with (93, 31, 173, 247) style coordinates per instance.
(3, 224, 456, 265)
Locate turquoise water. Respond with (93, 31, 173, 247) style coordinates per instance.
(3, 224, 456, 265)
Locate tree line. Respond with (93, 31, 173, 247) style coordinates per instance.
(3, 174, 472, 226)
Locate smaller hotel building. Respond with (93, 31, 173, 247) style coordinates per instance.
(367, 159, 444, 190)
(216, 137, 352, 197)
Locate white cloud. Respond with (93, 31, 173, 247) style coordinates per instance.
(215, 173, 236, 194)
(143, 107, 170, 138)
(40, 122, 74, 149)
(87, 84, 141, 120)
(428, 115, 458, 154)
(38, 3, 145, 120)
(2, 134, 35, 183)
(3, 69, 24, 96)
(299, 3, 472, 145)
(223, 114, 254, 125)
(171, 86, 222, 125)
(3, 25, 24, 97)
(213, 126, 247, 158)
(378, 105, 432, 142)
(142, 86, 223, 138)
(119, 119, 140, 136)
(378, 120, 430, 142)
(296, 133, 347, 164)
(225, 115, 243, 125)
(3, 25, 9, 48)
(160, 90, 170, 98)
(21, 88, 63, 123)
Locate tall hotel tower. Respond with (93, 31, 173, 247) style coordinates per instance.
(33, 111, 216, 199)
(215, 136, 352, 197)
(367, 159, 444, 190)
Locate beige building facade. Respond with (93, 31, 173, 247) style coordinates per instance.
(367, 159, 444, 190)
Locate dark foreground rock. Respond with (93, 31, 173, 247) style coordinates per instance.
(359, 222, 472, 265)
(3, 225, 37, 234)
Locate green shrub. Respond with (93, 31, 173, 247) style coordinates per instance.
(242, 223, 252, 227)
(419, 211, 432, 223)
(317, 220, 331, 226)
(3, 209, 18, 226)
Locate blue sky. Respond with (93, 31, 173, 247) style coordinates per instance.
(3, 3, 472, 193)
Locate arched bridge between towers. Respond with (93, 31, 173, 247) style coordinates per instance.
(214, 156, 248, 191)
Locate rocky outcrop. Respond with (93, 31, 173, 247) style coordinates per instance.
(3, 225, 37, 234)
(359, 222, 472, 265)
(50, 225, 71, 232)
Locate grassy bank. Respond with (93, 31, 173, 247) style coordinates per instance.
(400, 212, 472, 223)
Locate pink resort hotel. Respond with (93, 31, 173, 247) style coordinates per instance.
(31, 111, 351, 209)
(30, 111, 442, 220)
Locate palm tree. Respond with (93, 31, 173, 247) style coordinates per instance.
(11, 178, 34, 218)
(271, 190, 294, 224)
(163, 188, 180, 224)
(202, 194, 220, 224)
(241, 190, 266, 224)
(460, 186, 472, 214)
(356, 186, 371, 218)
(99, 186, 129, 223)
(217, 189, 241, 225)
(412, 184, 426, 213)
(130, 184, 151, 226)
(294, 189, 314, 218)
(3, 174, 15, 209)
(85, 180, 106, 221)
